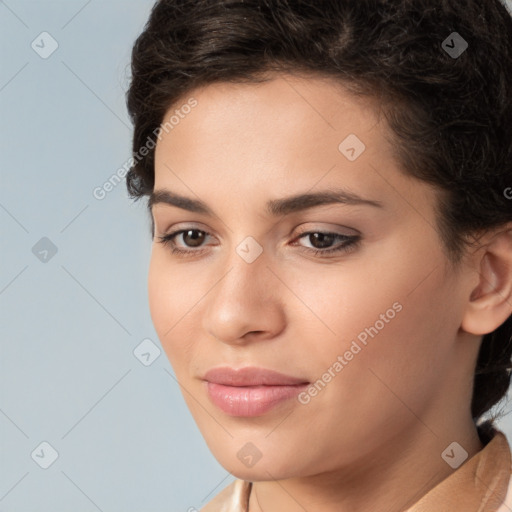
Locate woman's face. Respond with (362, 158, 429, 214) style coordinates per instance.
(149, 74, 479, 480)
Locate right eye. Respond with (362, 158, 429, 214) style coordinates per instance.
(157, 228, 214, 257)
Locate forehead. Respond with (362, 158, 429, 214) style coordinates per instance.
(158, 73, 383, 142)
(154, 74, 392, 179)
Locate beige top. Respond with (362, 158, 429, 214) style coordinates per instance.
(201, 427, 512, 512)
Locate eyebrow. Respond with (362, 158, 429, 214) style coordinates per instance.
(148, 188, 384, 217)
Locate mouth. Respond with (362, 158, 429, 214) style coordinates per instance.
(203, 366, 310, 417)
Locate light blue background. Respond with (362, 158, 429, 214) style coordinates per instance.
(1, 1, 512, 511)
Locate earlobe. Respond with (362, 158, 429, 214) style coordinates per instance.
(461, 227, 512, 336)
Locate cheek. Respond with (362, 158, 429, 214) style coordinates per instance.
(147, 253, 196, 368)
(290, 271, 454, 467)
(292, 243, 454, 392)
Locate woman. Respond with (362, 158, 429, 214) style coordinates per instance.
(125, 1, 512, 510)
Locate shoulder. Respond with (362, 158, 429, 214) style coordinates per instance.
(497, 474, 512, 512)
(491, 429, 512, 512)
(200, 479, 252, 512)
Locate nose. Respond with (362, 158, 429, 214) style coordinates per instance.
(202, 245, 286, 346)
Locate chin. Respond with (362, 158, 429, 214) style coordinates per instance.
(212, 450, 302, 481)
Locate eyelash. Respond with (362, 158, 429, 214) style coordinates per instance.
(156, 228, 361, 258)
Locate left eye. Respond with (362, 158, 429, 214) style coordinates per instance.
(157, 229, 361, 257)
(292, 231, 361, 256)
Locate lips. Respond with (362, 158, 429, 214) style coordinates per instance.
(203, 366, 309, 386)
(203, 366, 309, 417)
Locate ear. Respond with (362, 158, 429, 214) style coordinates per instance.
(461, 225, 512, 336)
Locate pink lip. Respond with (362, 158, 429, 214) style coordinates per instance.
(203, 366, 308, 386)
(203, 366, 309, 417)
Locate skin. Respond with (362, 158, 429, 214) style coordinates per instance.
(148, 73, 512, 512)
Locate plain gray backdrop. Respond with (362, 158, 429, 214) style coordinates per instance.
(1, 1, 512, 511)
